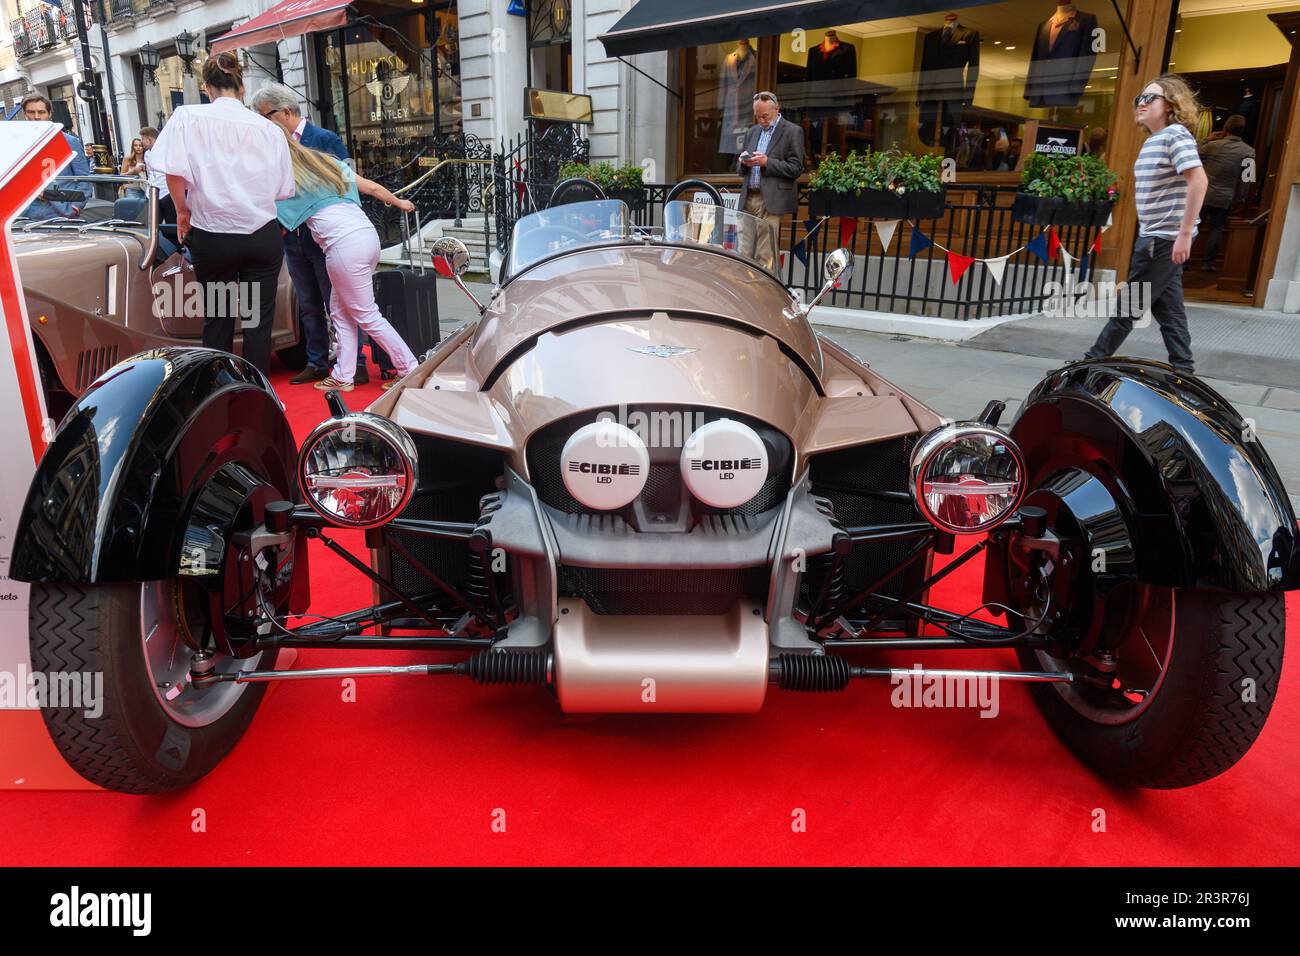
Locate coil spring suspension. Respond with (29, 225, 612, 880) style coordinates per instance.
(456, 650, 550, 685)
(805, 552, 847, 626)
(774, 653, 852, 692)
(465, 551, 491, 604)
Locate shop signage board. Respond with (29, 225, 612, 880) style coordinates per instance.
(1033, 125, 1082, 156)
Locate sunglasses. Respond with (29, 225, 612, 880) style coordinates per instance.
(1133, 92, 1166, 108)
(752, 92, 777, 103)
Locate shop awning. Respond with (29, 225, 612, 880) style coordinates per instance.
(210, 0, 352, 55)
(599, 0, 1000, 57)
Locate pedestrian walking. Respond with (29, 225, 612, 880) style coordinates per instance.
(735, 91, 803, 271)
(1085, 74, 1207, 375)
(277, 134, 418, 392)
(146, 51, 295, 375)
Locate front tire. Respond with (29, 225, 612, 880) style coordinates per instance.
(1021, 588, 1284, 788)
(29, 582, 277, 794)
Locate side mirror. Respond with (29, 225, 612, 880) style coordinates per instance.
(430, 236, 484, 313)
(786, 248, 854, 320)
(432, 236, 470, 278)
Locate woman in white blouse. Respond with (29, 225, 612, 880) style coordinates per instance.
(148, 51, 295, 374)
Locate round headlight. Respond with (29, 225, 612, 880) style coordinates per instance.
(911, 423, 1025, 534)
(298, 413, 418, 528)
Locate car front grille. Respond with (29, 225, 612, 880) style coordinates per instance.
(808, 435, 927, 618)
(559, 566, 769, 616)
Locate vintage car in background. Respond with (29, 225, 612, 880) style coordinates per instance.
(8, 196, 1296, 793)
(14, 175, 303, 418)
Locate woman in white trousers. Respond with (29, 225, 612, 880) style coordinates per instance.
(278, 135, 418, 392)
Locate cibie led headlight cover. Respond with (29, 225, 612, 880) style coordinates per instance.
(910, 422, 1025, 534)
(298, 413, 418, 528)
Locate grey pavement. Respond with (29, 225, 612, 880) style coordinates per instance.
(435, 280, 1300, 511)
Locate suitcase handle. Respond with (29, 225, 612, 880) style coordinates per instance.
(399, 208, 426, 276)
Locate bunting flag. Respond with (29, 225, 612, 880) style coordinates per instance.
(983, 255, 1010, 287)
(1091, 231, 1103, 254)
(1059, 248, 1075, 287)
(909, 226, 933, 260)
(791, 240, 808, 266)
(1047, 227, 1061, 261)
(780, 251, 787, 270)
(433, 255, 455, 278)
(873, 219, 899, 254)
(839, 217, 858, 248)
(804, 218, 820, 236)
(947, 251, 976, 285)
(1025, 230, 1051, 263)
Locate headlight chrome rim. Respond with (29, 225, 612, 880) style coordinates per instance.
(910, 422, 1026, 535)
(297, 412, 418, 529)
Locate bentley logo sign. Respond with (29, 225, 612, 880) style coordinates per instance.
(629, 345, 698, 358)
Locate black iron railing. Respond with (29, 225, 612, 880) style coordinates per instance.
(360, 132, 493, 246)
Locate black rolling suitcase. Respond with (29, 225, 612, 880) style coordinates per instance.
(372, 210, 440, 374)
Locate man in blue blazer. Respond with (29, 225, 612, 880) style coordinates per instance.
(19, 93, 93, 220)
(252, 82, 368, 384)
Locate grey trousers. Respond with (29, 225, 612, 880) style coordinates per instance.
(1086, 234, 1195, 374)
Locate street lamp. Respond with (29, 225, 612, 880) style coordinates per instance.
(139, 40, 160, 85)
(175, 29, 196, 75)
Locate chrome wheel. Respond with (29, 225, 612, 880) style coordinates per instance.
(140, 581, 264, 727)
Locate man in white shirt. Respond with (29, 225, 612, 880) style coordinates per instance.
(147, 51, 296, 374)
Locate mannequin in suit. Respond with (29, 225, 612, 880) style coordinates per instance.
(806, 30, 857, 81)
(718, 39, 757, 154)
(918, 14, 980, 148)
(1024, 2, 1099, 108)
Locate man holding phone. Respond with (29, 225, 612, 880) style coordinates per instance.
(736, 91, 804, 271)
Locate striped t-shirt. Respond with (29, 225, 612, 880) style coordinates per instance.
(1134, 124, 1203, 238)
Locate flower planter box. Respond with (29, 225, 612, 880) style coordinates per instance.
(807, 188, 906, 220)
(906, 187, 947, 220)
(1011, 192, 1113, 227)
(606, 187, 646, 212)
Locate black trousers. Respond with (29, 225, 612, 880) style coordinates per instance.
(1200, 205, 1230, 268)
(1086, 234, 1195, 374)
(187, 220, 283, 375)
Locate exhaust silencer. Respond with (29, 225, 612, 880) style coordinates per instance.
(552, 598, 768, 713)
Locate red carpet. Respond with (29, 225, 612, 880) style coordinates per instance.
(1, 359, 1297, 866)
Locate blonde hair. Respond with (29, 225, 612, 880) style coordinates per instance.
(1150, 73, 1201, 131)
(284, 132, 349, 197)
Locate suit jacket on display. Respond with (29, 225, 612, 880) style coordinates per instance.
(717, 46, 757, 154)
(806, 40, 857, 81)
(1023, 10, 1099, 108)
(735, 117, 806, 217)
(917, 25, 981, 106)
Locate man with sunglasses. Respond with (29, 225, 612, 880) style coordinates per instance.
(736, 91, 804, 270)
(1085, 78, 1207, 374)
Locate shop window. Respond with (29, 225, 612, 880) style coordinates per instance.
(769, 1, 1124, 174)
(682, 37, 763, 175)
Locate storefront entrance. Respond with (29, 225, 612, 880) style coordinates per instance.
(1164, 7, 1298, 305)
(313, 0, 461, 178)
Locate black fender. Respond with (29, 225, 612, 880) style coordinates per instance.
(986, 358, 1297, 599)
(10, 348, 300, 590)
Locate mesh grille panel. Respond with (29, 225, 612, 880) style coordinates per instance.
(387, 436, 503, 611)
(809, 436, 927, 614)
(559, 566, 769, 615)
